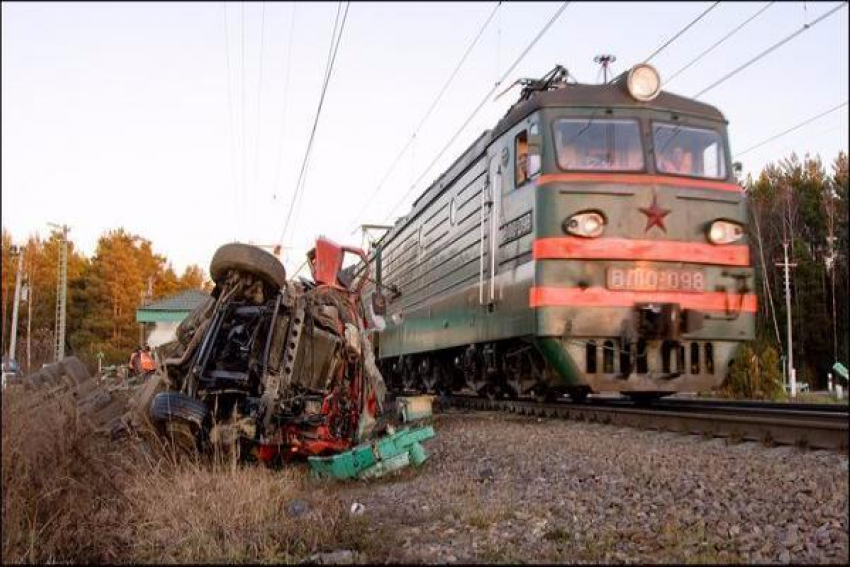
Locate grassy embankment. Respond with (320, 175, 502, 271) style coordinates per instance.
(1, 386, 359, 564)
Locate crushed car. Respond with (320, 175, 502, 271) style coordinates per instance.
(147, 237, 391, 463)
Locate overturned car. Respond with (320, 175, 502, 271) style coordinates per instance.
(149, 238, 387, 462)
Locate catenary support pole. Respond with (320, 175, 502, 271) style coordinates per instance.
(7, 248, 23, 365)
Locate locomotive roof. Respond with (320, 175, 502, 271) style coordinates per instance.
(492, 79, 727, 139)
(376, 77, 727, 252)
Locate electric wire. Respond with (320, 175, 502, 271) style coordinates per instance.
(694, 1, 848, 99)
(222, 2, 240, 242)
(283, 2, 348, 243)
(643, 1, 720, 64)
(664, 1, 775, 86)
(278, 2, 350, 245)
(347, 1, 502, 234)
(270, 3, 297, 204)
(386, 1, 571, 219)
(241, 2, 247, 237)
(734, 101, 848, 158)
(252, 2, 266, 213)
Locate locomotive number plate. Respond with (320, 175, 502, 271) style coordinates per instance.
(606, 267, 705, 293)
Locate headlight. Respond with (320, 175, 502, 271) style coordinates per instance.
(707, 220, 744, 244)
(564, 211, 606, 238)
(627, 63, 661, 102)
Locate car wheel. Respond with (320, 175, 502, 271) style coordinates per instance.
(209, 243, 287, 289)
(149, 392, 209, 454)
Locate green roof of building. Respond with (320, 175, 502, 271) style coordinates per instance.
(136, 290, 210, 323)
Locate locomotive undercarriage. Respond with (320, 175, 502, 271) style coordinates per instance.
(379, 335, 733, 402)
(379, 338, 591, 402)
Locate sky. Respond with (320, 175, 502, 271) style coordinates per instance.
(2, 1, 848, 276)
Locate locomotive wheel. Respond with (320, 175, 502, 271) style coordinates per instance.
(626, 392, 668, 405)
(568, 388, 590, 403)
(209, 243, 287, 289)
(533, 387, 558, 404)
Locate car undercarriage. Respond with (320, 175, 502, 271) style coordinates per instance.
(150, 238, 387, 462)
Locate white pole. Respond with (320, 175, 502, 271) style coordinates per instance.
(782, 240, 796, 398)
(7, 250, 24, 365)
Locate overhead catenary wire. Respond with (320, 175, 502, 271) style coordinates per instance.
(270, 3, 297, 204)
(386, 1, 572, 219)
(643, 1, 720, 64)
(283, 2, 349, 243)
(664, 1, 775, 86)
(347, 1, 503, 233)
(734, 101, 849, 158)
(694, 1, 848, 99)
(278, 2, 350, 245)
(241, 2, 247, 237)
(222, 2, 240, 242)
(252, 2, 266, 212)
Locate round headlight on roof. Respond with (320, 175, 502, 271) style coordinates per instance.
(627, 63, 661, 102)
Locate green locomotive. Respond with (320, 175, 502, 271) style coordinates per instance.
(367, 63, 755, 402)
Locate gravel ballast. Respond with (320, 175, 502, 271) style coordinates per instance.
(330, 410, 849, 564)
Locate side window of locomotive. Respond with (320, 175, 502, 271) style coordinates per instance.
(514, 129, 541, 189)
(652, 123, 727, 179)
(515, 131, 529, 187)
(528, 122, 541, 178)
(553, 119, 644, 171)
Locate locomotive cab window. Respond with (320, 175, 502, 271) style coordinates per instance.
(514, 130, 540, 188)
(652, 123, 727, 179)
(553, 118, 644, 171)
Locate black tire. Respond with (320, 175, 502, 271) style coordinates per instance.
(26, 371, 49, 389)
(60, 357, 90, 384)
(149, 392, 209, 430)
(164, 421, 201, 457)
(209, 243, 287, 288)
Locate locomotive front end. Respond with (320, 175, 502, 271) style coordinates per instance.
(531, 65, 756, 396)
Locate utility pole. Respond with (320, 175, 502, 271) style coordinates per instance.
(776, 239, 798, 397)
(357, 224, 393, 255)
(26, 270, 33, 375)
(7, 245, 23, 366)
(48, 223, 70, 362)
(594, 54, 616, 83)
(825, 182, 838, 366)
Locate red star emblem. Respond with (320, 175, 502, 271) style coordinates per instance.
(639, 193, 671, 232)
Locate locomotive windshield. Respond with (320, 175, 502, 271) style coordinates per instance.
(553, 118, 644, 171)
(653, 123, 727, 179)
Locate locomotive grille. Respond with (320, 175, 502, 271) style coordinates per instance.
(584, 340, 716, 377)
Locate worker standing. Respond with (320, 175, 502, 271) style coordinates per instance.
(139, 345, 156, 377)
(128, 346, 142, 377)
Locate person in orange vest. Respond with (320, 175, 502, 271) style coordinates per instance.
(139, 345, 156, 376)
(129, 346, 143, 377)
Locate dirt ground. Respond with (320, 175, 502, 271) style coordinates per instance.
(3, 382, 848, 564)
(322, 410, 849, 564)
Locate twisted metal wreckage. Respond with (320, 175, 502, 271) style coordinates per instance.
(24, 238, 436, 479)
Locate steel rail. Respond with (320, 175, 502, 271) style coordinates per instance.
(444, 395, 849, 451)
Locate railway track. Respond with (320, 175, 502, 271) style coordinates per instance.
(443, 394, 849, 451)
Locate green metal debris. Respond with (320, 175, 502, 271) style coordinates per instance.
(308, 425, 436, 480)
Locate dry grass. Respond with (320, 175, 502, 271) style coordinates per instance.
(1, 385, 355, 564)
